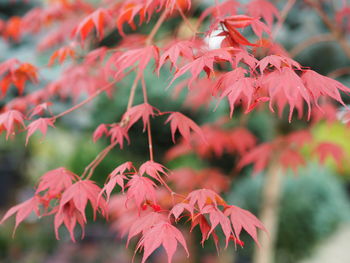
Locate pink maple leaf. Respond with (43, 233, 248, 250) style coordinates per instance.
(108, 123, 130, 148)
(158, 40, 194, 73)
(123, 103, 158, 131)
(59, 180, 107, 222)
(0, 196, 40, 235)
(246, 0, 280, 28)
(92, 123, 109, 143)
(139, 160, 169, 182)
(0, 110, 25, 139)
(201, 205, 233, 247)
(136, 221, 189, 263)
(36, 167, 78, 199)
(25, 117, 55, 145)
(224, 205, 266, 246)
(100, 162, 135, 201)
(165, 112, 205, 143)
(313, 142, 345, 168)
(74, 8, 111, 42)
(126, 175, 157, 208)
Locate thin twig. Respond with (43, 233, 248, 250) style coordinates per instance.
(141, 77, 154, 161)
(52, 80, 117, 120)
(146, 10, 168, 46)
(289, 33, 334, 57)
(327, 67, 350, 79)
(307, 0, 350, 58)
(272, 0, 296, 39)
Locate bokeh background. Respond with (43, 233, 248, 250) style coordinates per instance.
(1, 0, 350, 263)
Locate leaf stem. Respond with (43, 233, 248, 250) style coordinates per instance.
(52, 80, 117, 120)
(307, 0, 350, 58)
(83, 141, 118, 180)
(272, 0, 295, 39)
(141, 77, 154, 161)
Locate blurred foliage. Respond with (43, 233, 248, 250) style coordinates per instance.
(1, 0, 350, 262)
(228, 164, 350, 263)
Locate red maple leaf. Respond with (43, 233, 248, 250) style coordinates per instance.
(126, 211, 167, 245)
(139, 160, 169, 182)
(123, 103, 158, 131)
(54, 200, 86, 242)
(224, 205, 266, 245)
(48, 46, 75, 66)
(246, 0, 280, 28)
(169, 203, 194, 220)
(59, 180, 107, 222)
(218, 77, 256, 116)
(279, 148, 305, 173)
(136, 221, 189, 263)
(0, 110, 25, 140)
(201, 205, 232, 247)
(25, 118, 55, 145)
(186, 189, 225, 211)
(126, 175, 157, 208)
(190, 213, 219, 248)
(313, 142, 345, 168)
(0, 196, 40, 235)
(100, 162, 135, 201)
(168, 48, 232, 88)
(114, 46, 159, 78)
(238, 143, 273, 174)
(36, 167, 78, 201)
(115, 2, 145, 36)
(92, 124, 109, 143)
(302, 69, 350, 106)
(28, 102, 53, 119)
(165, 112, 205, 143)
(158, 40, 194, 73)
(261, 67, 311, 122)
(74, 8, 111, 43)
(0, 59, 38, 97)
(257, 55, 301, 73)
(108, 123, 130, 148)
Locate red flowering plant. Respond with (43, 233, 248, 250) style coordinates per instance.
(1, 0, 350, 262)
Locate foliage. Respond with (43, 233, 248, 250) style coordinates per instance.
(1, 0, 350, 262)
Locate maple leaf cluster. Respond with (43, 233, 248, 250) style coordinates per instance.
(1, 0, 350, 262)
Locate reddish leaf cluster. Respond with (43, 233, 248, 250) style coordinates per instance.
(1, 0, 350, 262)
(1, 168, 107, 241)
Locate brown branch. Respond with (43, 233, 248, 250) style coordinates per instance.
(253, 164, 283, 263)
(141, 77, 155, 162)
(289, 33, 334, 57)
(272, 0, 296, 39)
(327, 67, 350, 79)
(307, 0, 350, 58)
(146, 9, 168, 46)
(52, 80, 117, 120)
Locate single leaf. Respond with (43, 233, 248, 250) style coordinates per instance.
(0, 196, 40, 235)
(26, 118, 55, 145)
(139, 160, 169, 182)
(123, 103, 158, 131)
(224, 205, 266, 246)
(126, 175, 157, 209)
(60, 180, 107, 222)
(108, 124, 130, 148)
(136, 221, 189, 263)
(165, 112, 205, 143)
(0, 110, 25, 140)
(92, 124, 109, 143)
(36, 167, 78, 197)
